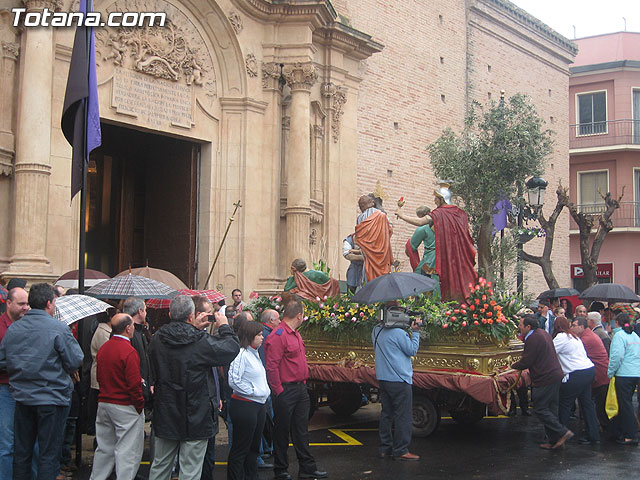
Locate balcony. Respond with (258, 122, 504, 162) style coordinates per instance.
(569, 119, 640, 150)
(571, 201, 640, 229)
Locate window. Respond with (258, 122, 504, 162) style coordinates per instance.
(578, 91, 606, 135)
(578, 171, 608, 213)
(633, 89, 640, 144)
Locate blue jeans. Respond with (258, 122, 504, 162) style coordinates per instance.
(13, 402, 69, 480)
(378, 380, 413, 457)
(0, 384, 16, 480)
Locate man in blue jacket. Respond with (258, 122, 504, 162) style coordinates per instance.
(372, 307, 421, 461)
(0, 283, 84, 480)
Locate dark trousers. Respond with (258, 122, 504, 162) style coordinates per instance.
(227, 398, 266, 480)
(272, 383, 316, 476)
(559, 367, 600, 442)
(200, 434, 216, 480)
(378, 380, 413, 456)
(592, 383, 610, 430)
(531, 382, 567, 444)
(13, 402, 69, 480)
(613, 376, 639, 440)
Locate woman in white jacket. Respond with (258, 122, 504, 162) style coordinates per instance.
(227, 321, 270, 479)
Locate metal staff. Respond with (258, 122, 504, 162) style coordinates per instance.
(202, 200, 242, 289)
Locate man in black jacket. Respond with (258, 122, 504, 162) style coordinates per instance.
(148, 295, 239, 480)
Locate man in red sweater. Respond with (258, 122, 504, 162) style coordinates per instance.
(572, 316, 610, 431)
(90, 314, 145, 480)
(512, 314, 573, 450)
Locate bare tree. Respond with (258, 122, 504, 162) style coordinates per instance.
(558, 187, 624, 288)
(521, 184, 566, 289)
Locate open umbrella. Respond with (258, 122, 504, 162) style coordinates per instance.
(87, 274, 178, 300)
(537, 288, 580, 300)
(578, 283, 640, 304)
(54, 295, 114, 326)
(146, 289, 226, 310)
(55, 269, 110, 288)
(351, 272, 438, 305)
(116, 266, 187, 291)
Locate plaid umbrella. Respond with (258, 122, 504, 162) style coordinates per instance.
(54, 295, 114, 326)
(116, 266, 187, 291)
(146, 289, 226, 310)
(86, 274, 178, 300)
(610, 303, 640, 321)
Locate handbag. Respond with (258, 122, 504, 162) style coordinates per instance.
(605, 377, 618, 419)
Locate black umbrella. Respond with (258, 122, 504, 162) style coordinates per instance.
(537, 288, 580, 300)
(578, 283, 640, 304)
(351, 272, 438, 305)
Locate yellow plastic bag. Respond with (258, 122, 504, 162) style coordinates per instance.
(605, 377, 618, 419)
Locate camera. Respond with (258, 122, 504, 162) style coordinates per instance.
(379, 306, 423, 329)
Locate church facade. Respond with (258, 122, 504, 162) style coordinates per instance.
(0, 0, 575, 296)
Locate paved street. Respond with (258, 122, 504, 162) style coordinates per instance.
(71, 401, 639, 480)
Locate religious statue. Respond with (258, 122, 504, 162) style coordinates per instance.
(354, 194, 394, 281)
(284, 258, 340, 301)
(395, 182, 477, 302)
(395, 205, 441, 298)
(343, 234, 364, 293)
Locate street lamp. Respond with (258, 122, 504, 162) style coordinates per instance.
(525, 176, 548, 210)
(517, 176, 547, 295)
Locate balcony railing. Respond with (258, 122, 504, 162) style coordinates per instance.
(572, 201, 640, 229)
(569, 119, 640, 149)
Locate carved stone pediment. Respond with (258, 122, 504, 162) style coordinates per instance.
(95, 0, 217, 117)
(322, 82, 347, 142)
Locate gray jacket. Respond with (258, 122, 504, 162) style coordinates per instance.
(0, 309, 84, 406)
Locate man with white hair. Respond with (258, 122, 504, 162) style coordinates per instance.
(587, 312, 611, 354)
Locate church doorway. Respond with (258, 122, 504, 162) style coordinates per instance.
(86, 123, 199, 287)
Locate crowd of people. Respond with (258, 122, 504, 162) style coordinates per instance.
(1, 275, 639, 480)
(510, 298, 640, 449)
(0, 282, 328, 480)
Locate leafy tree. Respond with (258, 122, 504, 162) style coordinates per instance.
(428, 93, 553, 280)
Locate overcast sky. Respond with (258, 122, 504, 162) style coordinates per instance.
(510, 0, 638, 40)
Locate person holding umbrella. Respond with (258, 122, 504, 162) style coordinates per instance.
(607, 313, 640, 445)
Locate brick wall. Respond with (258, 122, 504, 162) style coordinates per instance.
(341, 0, 575, 293)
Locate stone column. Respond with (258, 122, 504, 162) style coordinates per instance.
(3, 0, 58, 282)
(282, 62, 316, 263)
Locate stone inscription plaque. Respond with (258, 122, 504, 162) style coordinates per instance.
(112, 68, 194, 130)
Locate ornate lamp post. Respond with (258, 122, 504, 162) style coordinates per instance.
(516, 176, 548, 295)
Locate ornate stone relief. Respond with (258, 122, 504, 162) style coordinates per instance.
(228, 10, 242, 34)
(313, 124, 324, 138)
(309, 228, 317, 246)
(282, 63, 317, 91)
(94, 0, 217, 116)
(322, 82, 347, 143)
(261, 61, 281, 90)
(23, 0, 63, 11)
(1, 41, 19, 60)
(245, 53, 258, 77)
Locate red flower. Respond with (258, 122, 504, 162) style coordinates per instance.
(462, 321, 467, 327)
(475, 285, 480, 291)
(473, 321, 479, 326)
(461, 304, 468, 309)
(475, 299, 480, 305)
(487, 281, 492, 288)
(482, 295, 487, 301)
(443, 323, 449, 329)
(487, 312, 493, 317)
(451, 316, 457, 321)
(454, 309, 460, 314)
(461, 310, 467, 315)
(488, 319, 493, 324)
(445, 310, 451, 316)
(469, 305, 475, 311)
(473, 314, 478, 319)
(482, 319, 487, 324)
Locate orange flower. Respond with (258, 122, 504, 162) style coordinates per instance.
(475, 299, 480, 305)
(473, 314, 478, 319)
(469, 305, 475, 311)
(490, 300, 496, 306)
(482, 319, 487, 324)
(488, 319, 493, 324)
(482, 295, 487, 301)
(487, 312, 492, 317)
(484, 304, 489, 309)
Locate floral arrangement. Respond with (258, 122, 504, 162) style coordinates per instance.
(246, 278, 522, 344)
(513, 226, 546, 238)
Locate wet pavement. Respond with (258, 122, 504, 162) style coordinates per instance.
(71, 402, 639, 479)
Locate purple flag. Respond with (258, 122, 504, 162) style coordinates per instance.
(492, 198, 511, 235)
(61, 0, 101, 200)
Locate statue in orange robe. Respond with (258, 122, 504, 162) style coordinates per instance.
(354, 195, 393, 281)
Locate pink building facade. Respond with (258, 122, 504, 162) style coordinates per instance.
(569, 32, 640, 293)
